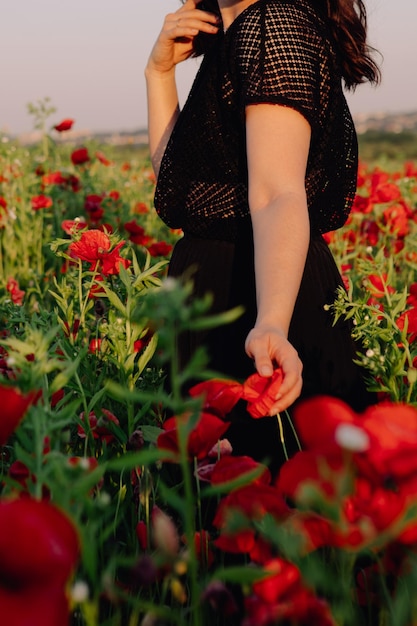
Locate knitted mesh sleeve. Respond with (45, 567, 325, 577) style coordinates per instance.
(154, 0, 358, 240)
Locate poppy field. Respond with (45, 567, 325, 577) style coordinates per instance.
(1, 116, 417, 626)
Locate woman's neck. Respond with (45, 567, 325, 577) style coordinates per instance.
(218, 0, 260, 32)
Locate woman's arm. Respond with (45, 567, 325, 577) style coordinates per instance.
(245, 104, 312, 413)
(145, 0, 219, 176)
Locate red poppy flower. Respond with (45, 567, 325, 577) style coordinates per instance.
(193, 530, 214, 568)
(372, 182, 402, 204)
(124, 220, 152, 246)
(136, 520, 148, 550)
(96, 151, 112, 166)
(242, 369, 284, 418)
(6, 277, 25, 305)
(253, 558, 300, 605)
(277, 449, 345, 503)
(383, 202, 411, 237)
(293, 396, 417, 504)
(31, 194, 53, 211)
(397, 304, 417, 342)
(61, 219, 88, 235)
(364, 273, 395, 299)
(147, 241, 173, 257)
(189, 378, 243, 418)
(53, 118, 74, 132)
(8, 460, 33, 490)
(245, 581, 336, 626)
(133, 202, 149, 214)
(71, 147, 90, 165)
(157, 411, 230, 461)
(352, 193, 373, 214)
(213, 484, 289, 554)
(0, 497, 79, 626)
(88, 338, 103, 354)
(210, 455, 271, 487)
(77, 408, 120, 444)
(0, 384, 37, 445)
(41, 171, 68, 187)
(84, 193, 104, 214)
(0, 196, 8, 228)
(69, 229, 130, 275)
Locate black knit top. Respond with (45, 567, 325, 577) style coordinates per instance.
(154, 0, 358, 241)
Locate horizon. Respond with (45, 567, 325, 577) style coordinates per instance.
(2, 0, 416, 136)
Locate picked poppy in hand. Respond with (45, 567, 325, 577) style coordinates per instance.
(242, 369, 284, 418)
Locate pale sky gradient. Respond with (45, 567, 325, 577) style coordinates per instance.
(2, 0, 416, 135)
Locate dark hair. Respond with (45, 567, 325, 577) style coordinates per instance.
(190, 0, 380, 88)
(325, 0, 381, 89)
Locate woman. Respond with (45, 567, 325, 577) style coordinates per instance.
(145, 0, 380, 474)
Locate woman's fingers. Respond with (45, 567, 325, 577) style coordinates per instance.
(245, 326, 303, 413)
(166, 8, 219, 35)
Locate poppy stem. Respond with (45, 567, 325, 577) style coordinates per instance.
(276, 413, 289, 461)
(284, 409, 303, 452)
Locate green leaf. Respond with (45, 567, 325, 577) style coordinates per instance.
(210, 565, 267, 585)
(141, 424, 164, 444)
(100, 285, 127, 316)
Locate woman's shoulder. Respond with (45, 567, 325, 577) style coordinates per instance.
(232, 0, 325, 38)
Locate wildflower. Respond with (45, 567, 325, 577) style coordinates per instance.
(202, 581, 239, 617)
(0, 498, 79, 626)
(77, 408, 120, 444)
(69, 229, 130, 275)
(126, 429, 145, 451)
(42, 171, 68, 187)
(71, 147, 90, 165)
(136, 520, 148, 550)
(213, 483, 289, 555)
(31, 194, 53, 211)
(70, 580, 89, 603)
(124, 219, 152, 246)
(6, 277, 25, 305)
(53, 118, 74, 132)
(61, 218, 88, 234)
(0, 196, 8, 227)
(245, 558, 336, 626)
(0, 383, 37, 445)
(147, 241, 173, 257)
(157, 411, 230, 461)
(210, 455, 271, 487)
(151, 506, 180, 556)
(189, 378, 243, 418)
(133, 201, 149, 214)
(96, 151, 113, 166)
(88, 338, 102, 354)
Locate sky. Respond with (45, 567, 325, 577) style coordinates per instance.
(2, 0, 416, 136)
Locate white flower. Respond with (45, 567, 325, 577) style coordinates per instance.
(71, 580, 89, 603)
(335, 423, 370, 452)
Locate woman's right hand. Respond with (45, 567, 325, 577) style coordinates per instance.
(146, 0, 219, 75)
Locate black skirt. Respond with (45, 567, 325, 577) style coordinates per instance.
(167, 230, 375, 477)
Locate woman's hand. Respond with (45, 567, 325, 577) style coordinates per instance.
(245, 325, 303, 414)
(146, 0, 219, 76)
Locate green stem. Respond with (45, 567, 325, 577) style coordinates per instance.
(178, 419, 201, 626)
